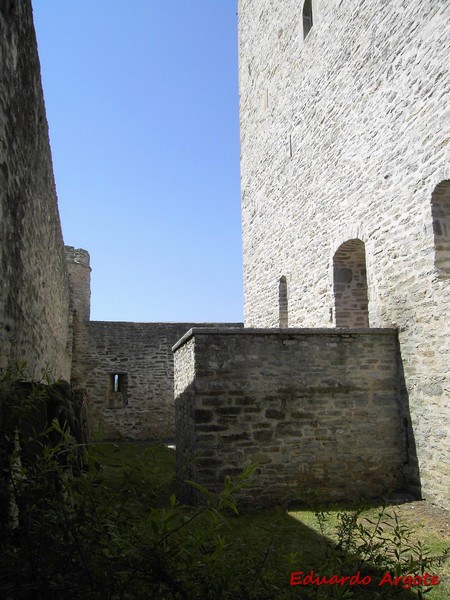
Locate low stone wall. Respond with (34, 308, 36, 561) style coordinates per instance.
(174, 328, 417, 508)
(73, 322, 242, 441)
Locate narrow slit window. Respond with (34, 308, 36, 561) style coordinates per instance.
(303, 0, 313, 39)
(109, 373, 128, 408)
(279, 276, 289, 328)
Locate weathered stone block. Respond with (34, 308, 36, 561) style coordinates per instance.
(265, 408, 286, 420)
(193, 409, 214, 423)
(174, 329, 413, 507)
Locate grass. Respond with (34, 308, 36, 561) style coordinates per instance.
(288, 508, 450, 599)
(88, 442, 176, 504)
(88, 443, 450, 599)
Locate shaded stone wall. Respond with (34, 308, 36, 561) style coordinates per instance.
(73, 321, 242, 440)
(238, 0, 450, 508)
(64, 243, 243, 441)
(0, 1, 71, 380)
(174, 328, 415, 508)
(65, 247, 91, 324)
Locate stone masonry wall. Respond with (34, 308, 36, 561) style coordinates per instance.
(0, 1, 71, 380)
(65, 247, 91, 324)
(73, 321, 242, 441)
(64, 243, 243, 441)
(238, 0, 450, 509)
(174, 328, 415, 508)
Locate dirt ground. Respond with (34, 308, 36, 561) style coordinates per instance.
(392, 499, 450, 543)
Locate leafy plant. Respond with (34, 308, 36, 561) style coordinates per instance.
(1, 367, 449, 599)
(301, 505, 450, 598)
(0, 371, 261, 599)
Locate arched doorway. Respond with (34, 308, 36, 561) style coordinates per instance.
(431, 180, 450, 279)
(333, 239, 369, 327)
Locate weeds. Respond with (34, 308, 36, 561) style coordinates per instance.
(291, 506, 450, 598)
(1, 368, 449, 599)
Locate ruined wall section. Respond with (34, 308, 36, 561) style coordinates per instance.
(65, 247, 91, 324)
(238, 0, 450, 508)
(0, 1, 71, 380)
(74, 322, 242, 441)
(175, 328, 412, 507)
(65, 246, 90, 396)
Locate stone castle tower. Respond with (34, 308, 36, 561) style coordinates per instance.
(238, 0, 450, 506)
(1, 0, 449, 510)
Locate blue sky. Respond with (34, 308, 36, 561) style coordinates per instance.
(32, 1, 243, 323)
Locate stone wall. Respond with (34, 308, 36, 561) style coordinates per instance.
(174, 328, 416, 508)
(238, 0, 450, 509)
(64, 244, 243, 441)
(0, 1, 71, 380)
(65, 247, 91, 324)
(73, 321, 242, 440)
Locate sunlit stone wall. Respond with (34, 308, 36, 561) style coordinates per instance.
(238, 0, 450, 509)
(0, 1, 71, 380)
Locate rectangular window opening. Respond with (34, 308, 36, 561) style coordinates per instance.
(110, 373, 128, 402)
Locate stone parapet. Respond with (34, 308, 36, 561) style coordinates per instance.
(174, 328, 418, 508)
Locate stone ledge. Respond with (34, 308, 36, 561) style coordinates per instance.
(172, 326, 397, 353)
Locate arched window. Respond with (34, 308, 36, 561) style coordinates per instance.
(333, 239, 369, 327)
(302, 0, 313, 39)
(431, 180, 450, 278)
(279, 276, 288, 328)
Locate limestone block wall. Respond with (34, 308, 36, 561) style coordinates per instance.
(0, 1, 71, 380)
(65, 247, 91, 324)
(74, 322, 242, 440)
(174, 328, 415, 508)
(238, 0, 450, 508)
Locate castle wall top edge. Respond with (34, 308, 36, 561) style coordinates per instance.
(172, 327, 397, 353)
(64, 246, 90, 267)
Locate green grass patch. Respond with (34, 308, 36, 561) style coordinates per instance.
(82, 444, 449, 599)
(2, 440, 449, 599)
(87, 442, 176, 506)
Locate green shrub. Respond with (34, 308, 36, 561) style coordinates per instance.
(1, 369, 448, 599)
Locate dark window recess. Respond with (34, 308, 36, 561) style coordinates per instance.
(279, 276, 289, 328)
(109, 373, 128, 408)
(303, 0, 313, 39)
(431, 180, 450, 278)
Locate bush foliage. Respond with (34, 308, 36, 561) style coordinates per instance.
(1, 371, 449, 599)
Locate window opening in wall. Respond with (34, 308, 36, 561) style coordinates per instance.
(109, 373, 128, 408)
(333, 239, 369, 327)
(279, 276, 289, 328)
(431, 180, 450, 278)
(302, 0, 313, 39)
